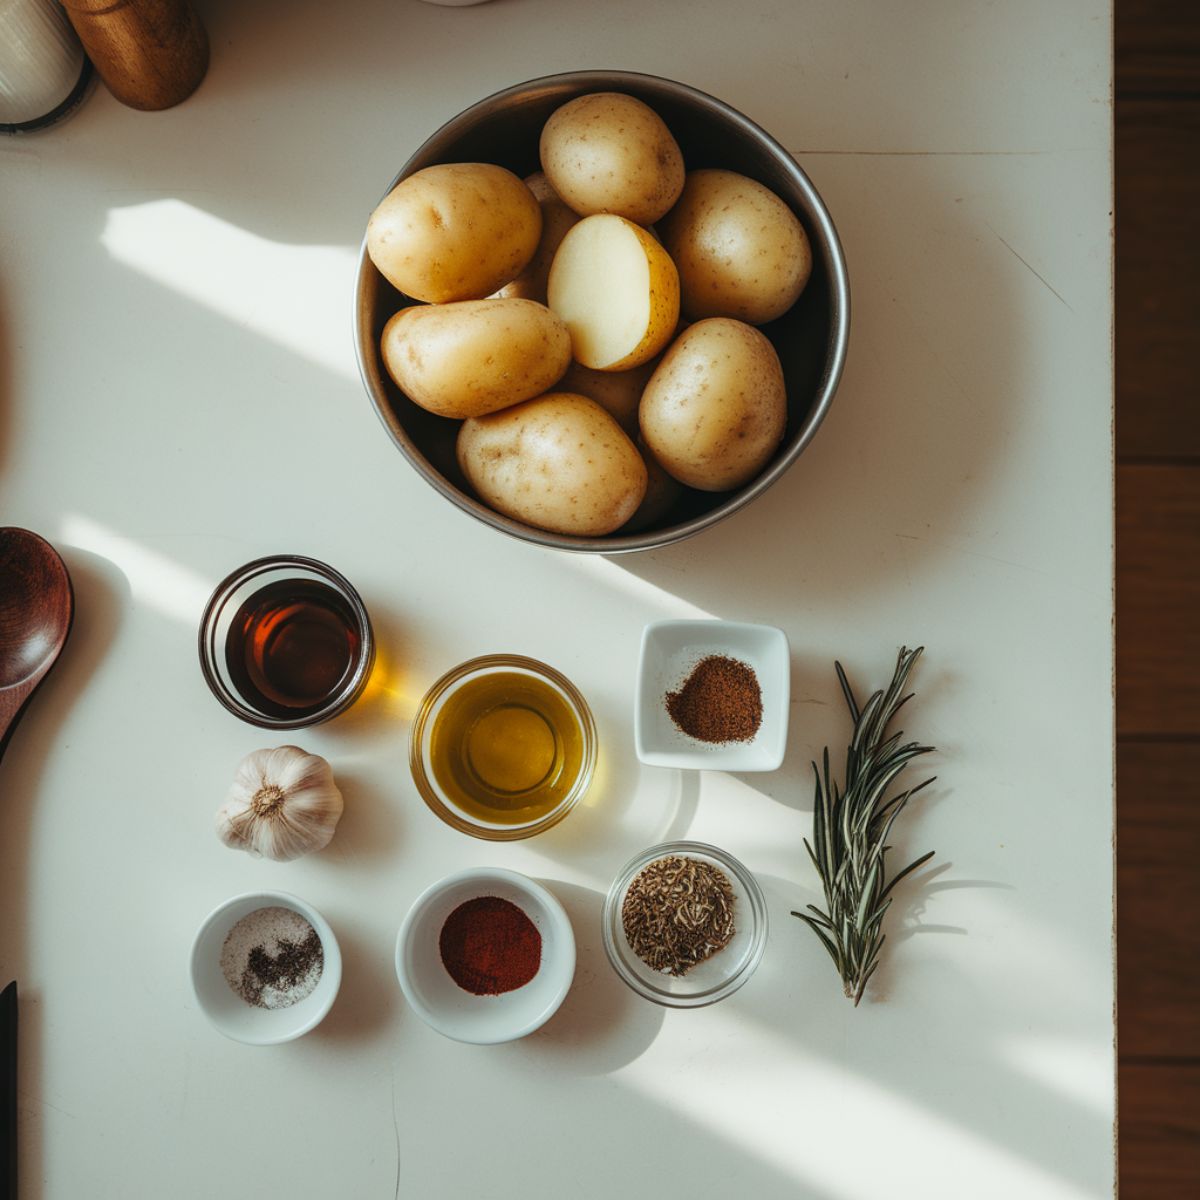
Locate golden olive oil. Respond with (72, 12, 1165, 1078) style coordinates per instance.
(429, 671, 585, 826)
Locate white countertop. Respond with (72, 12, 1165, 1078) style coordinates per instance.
(0, 1, 1114, 1197)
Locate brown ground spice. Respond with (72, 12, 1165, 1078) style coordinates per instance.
(666, 655, 763, 744)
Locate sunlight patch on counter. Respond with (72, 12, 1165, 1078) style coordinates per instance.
(101, 200, 357, 379)
(563, 555, 712, 619)
(1005, 1034, 1113, 1118)
(620, 1017, 1101, 1199)
(60, 515, 213, 625)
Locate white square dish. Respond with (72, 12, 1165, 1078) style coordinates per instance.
(634, 620, 790, 771)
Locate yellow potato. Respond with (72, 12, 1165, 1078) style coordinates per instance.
(381, 299, 571, 419)
(659, 169, 812, 325)
(622, 443, 685, 532)
(366, 163, 541, 303)
(548, 214, 679, 371)
(557, 358, 656, 432)
(494, 173, 581, 305)
(458, 392, 648, 536)
(640, 319, 787, 491)
(540, 92, 685, 225)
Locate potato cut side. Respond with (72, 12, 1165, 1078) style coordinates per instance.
(553, 219, 647, 366)
(547, 214, 679, 372)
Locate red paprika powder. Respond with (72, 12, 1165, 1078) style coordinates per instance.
(439, 896, 542, 995)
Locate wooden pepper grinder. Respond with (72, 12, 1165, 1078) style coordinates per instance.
(62, 0, 208, 111)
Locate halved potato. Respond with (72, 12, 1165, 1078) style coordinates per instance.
(547, 214, 679, 371)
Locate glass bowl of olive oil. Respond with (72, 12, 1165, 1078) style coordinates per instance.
(411, 655, 597, 841)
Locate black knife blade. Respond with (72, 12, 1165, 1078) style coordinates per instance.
(1, 981, 14, 1200)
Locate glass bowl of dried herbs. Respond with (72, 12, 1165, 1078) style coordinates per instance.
(602, 841, 767, 1007)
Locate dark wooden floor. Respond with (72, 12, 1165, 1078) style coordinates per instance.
(1116, 2, 1200, 1194)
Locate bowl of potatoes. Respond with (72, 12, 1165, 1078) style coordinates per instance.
(354, 70, 849, 553)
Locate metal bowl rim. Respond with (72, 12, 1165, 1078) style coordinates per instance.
(353, 68, 850, 555)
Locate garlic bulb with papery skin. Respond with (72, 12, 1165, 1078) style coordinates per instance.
(216, 746, 343, 861)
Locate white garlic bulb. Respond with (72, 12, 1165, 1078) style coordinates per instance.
(216, 746, 343, 861)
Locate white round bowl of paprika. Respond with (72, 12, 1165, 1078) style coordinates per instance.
(395, 867, 576, 1044)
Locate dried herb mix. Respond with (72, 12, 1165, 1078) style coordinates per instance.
(666, 655, 762, 744)
(622, 855, 736, 976)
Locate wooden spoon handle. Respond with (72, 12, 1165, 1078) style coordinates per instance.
(0, 683, 35, 765)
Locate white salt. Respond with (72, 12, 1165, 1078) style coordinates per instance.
(219, 905, 323, 1010)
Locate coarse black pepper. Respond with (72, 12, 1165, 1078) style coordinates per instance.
(241, 930, 324, 1008)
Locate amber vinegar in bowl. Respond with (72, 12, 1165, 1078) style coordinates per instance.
(199, 556, 375, 729)
(226, 578, 360, 718)
(411, 656, 597, 840)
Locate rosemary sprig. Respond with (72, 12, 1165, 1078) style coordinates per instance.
(792, 646, 936, 1005)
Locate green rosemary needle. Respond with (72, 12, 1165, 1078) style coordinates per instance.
(792, 646, 936, 1006)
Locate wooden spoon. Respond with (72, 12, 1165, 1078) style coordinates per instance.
(0, 528, 74, 764)
(0, 532, 70, 1200)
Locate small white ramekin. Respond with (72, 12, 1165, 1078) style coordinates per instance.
(190, 890, 341, 1044)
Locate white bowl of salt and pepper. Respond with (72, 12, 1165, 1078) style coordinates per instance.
(190, 891, 342, 1044)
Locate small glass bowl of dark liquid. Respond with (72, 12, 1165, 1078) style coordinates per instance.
(199, 555, 375, 728)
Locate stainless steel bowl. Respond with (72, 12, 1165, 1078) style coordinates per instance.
(354, 70, 850, 554)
